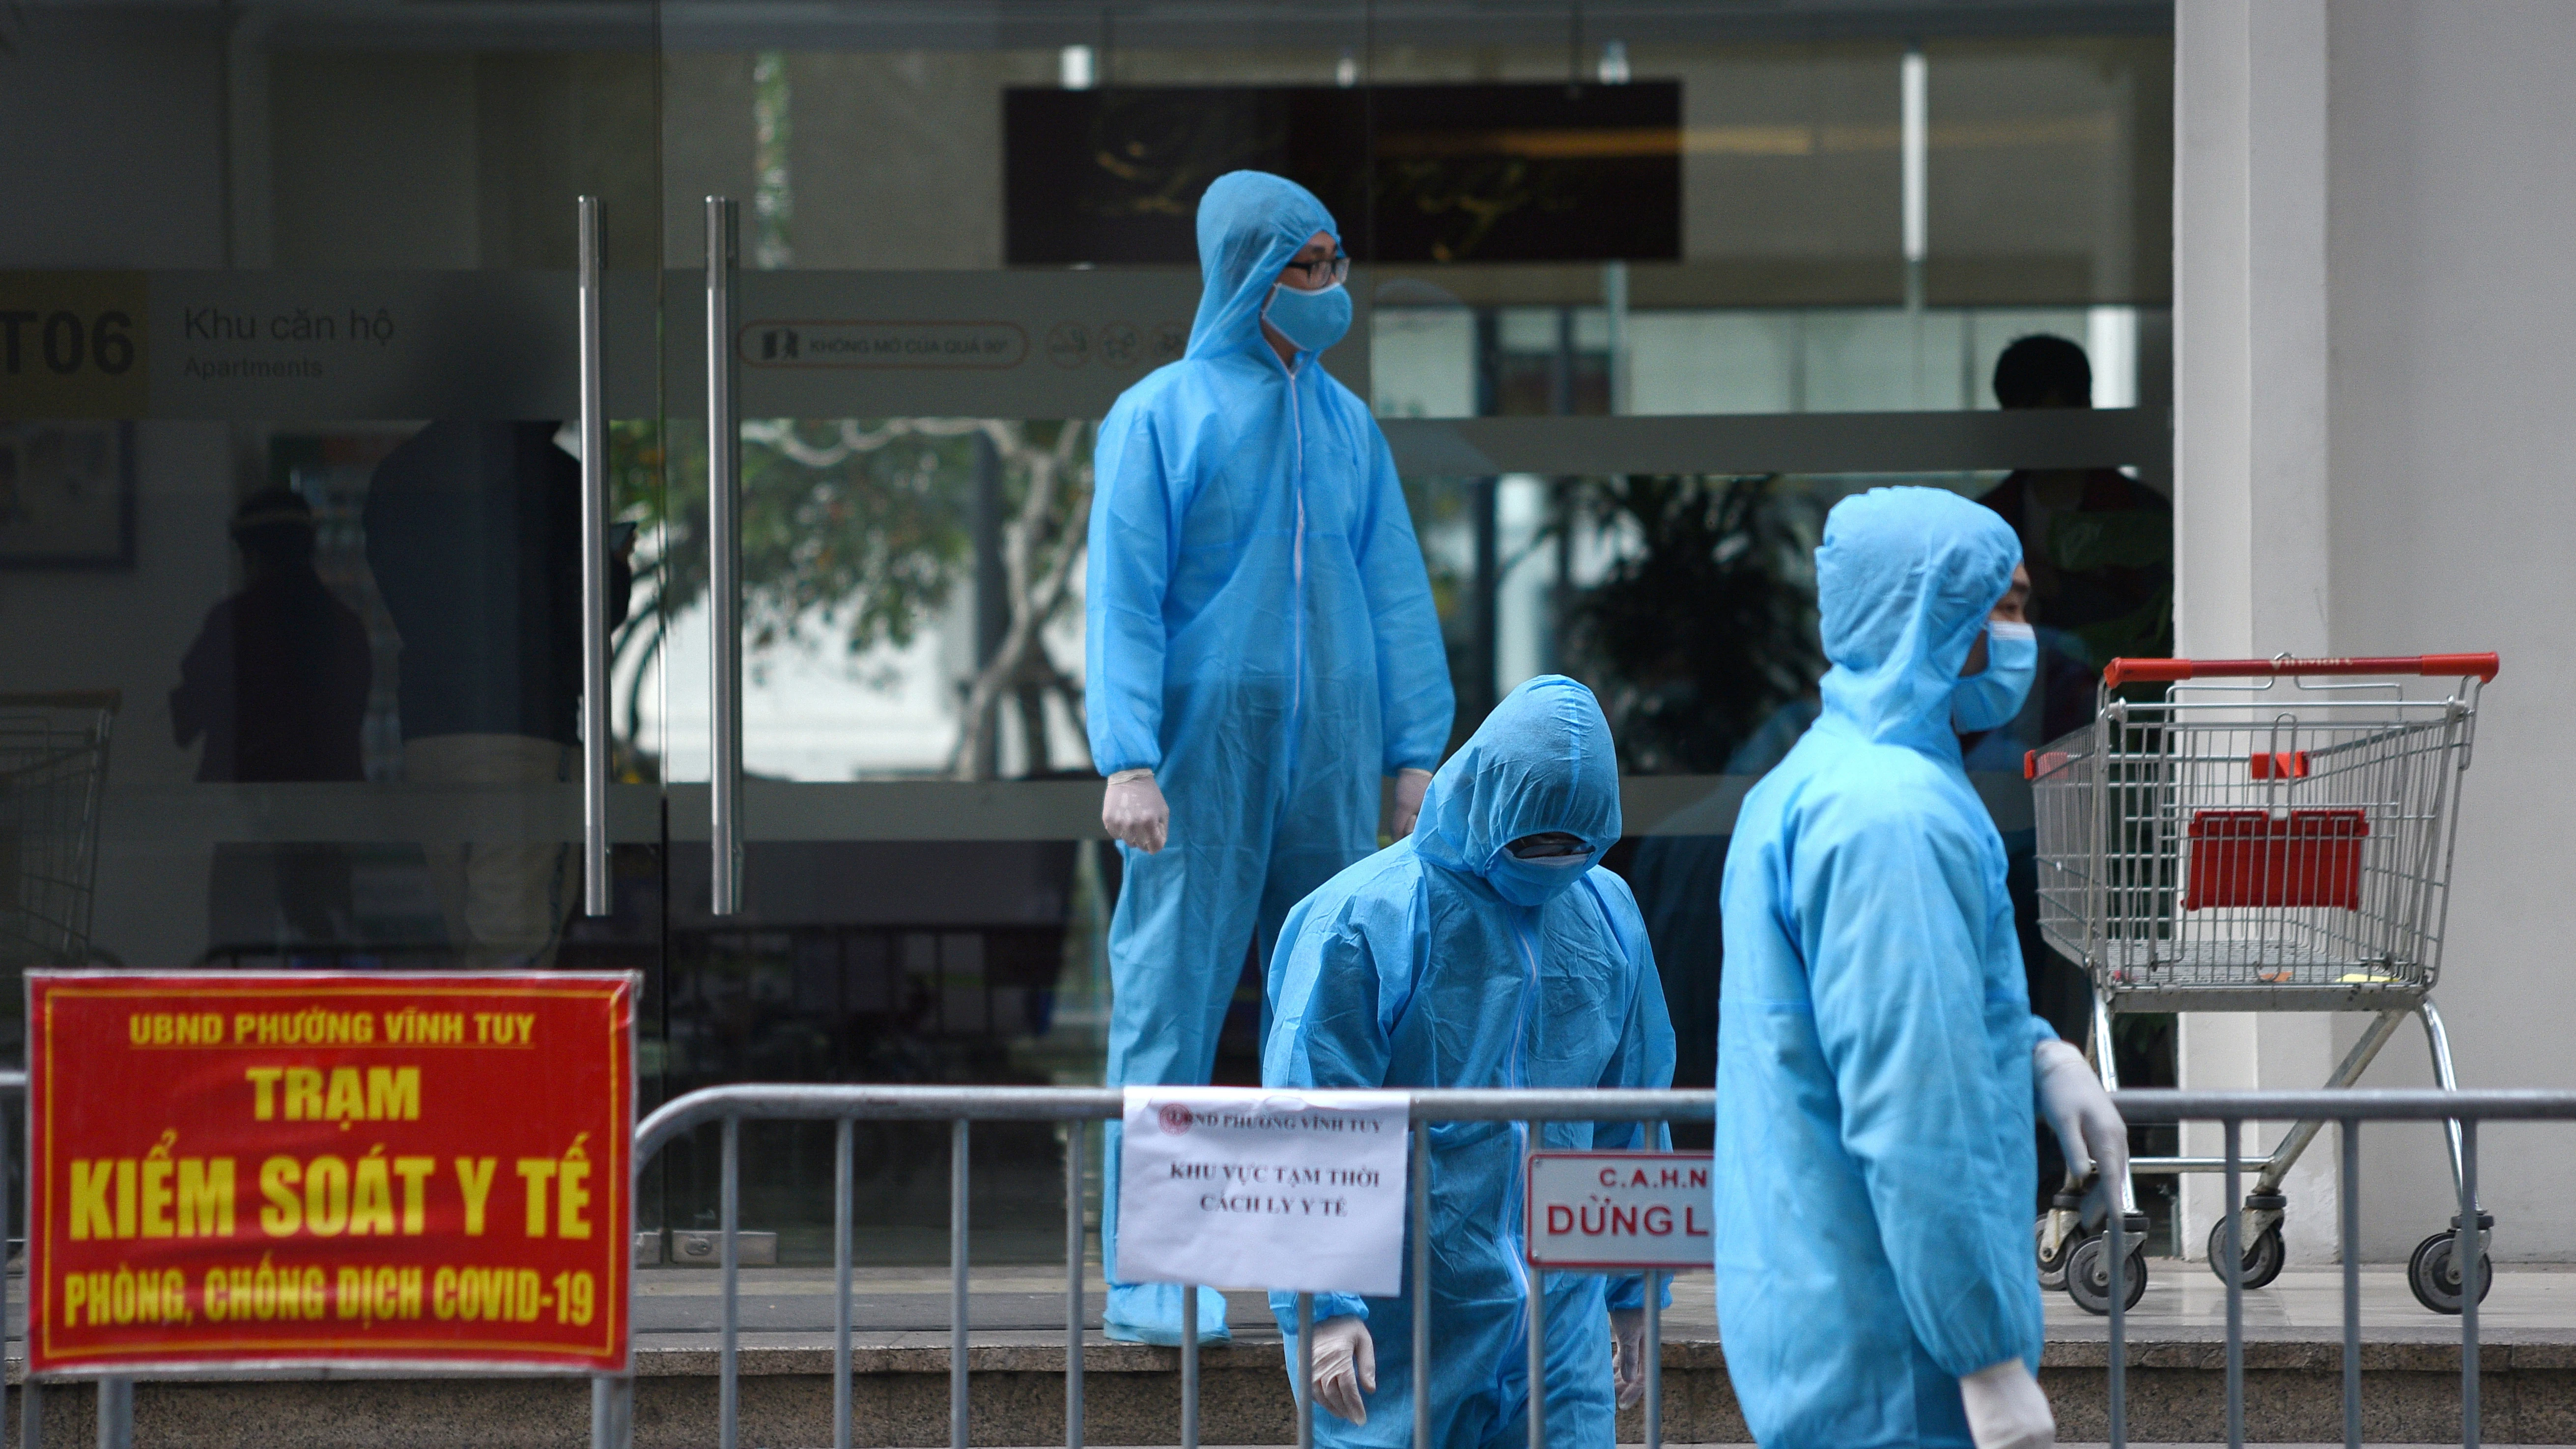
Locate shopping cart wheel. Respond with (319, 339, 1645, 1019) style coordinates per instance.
(2065, 1234, 2148, 1316)
(2204, 1218, 2286, 1290)
(2407, 1229, 2495, 1314)
(2035, 1214, 2075, 1292)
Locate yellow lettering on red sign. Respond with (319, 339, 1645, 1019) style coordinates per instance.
(243, 1066, 419, 1122)
(69, 1143, 234, 1241)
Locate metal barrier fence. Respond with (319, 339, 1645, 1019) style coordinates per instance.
(616, 1084, 1715, 1449)
(2097, 1086, 2576, 1449)
(18, 1079, 2576, 1449)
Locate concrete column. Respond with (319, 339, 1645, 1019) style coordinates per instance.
(2171, 0, 2340, 1263)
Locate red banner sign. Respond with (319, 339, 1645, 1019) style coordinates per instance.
(28, 971, 634, 1375)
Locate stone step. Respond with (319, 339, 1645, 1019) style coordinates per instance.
(11, 1332, 2573, 1447)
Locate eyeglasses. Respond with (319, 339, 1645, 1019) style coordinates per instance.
(1281, 254, 1351, 287)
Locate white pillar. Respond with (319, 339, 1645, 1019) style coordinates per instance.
(2171, 0, 2340, 1264)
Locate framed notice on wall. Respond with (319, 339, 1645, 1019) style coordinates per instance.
(0, 422, 134, 569)
(26, 971, 635, 1375)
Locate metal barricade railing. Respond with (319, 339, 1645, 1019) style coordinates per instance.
(619, 1083, 2576, 1449)
(24, 1079, 2576, 1449)
(2097, 1086, 2576, 1449)
(618, 1084, 1717, 1449)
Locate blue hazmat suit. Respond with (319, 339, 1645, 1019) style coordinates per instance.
(1087, 170, 1454, 1342)
(1714, 486, 2054, 1449)
(1262, 676, 1676, 1449)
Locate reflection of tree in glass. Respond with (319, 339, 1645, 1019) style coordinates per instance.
(605, 419, 1090, 781)
(1564, 475, 1823, 775)
(1083, 92, 1281, 221)
(943, 423, 1092, 781)
(1399, 478, 1477, 726)
(1377, 156, 1579, 262)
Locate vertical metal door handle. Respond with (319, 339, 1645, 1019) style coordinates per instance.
(578, 196, 611, 918)
(707, 197, 745, 915)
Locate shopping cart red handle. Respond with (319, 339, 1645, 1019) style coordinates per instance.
(2101, 653, 2500, 688)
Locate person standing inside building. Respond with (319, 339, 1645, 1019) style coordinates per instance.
(1977, 333, 2172, 743)
(1976, 333, 2169, 1174)
(1714, 487, 2126, 1449)
(364, 421, 630, 970)
(171, 487, 373, 954)
(1085, 170, 1454, 1344)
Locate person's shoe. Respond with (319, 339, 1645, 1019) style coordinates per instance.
(1102, 1280, 1231, 1345)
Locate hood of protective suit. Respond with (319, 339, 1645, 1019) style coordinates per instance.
(1814, 486, 2022, 755)
(1413, 675, 1621, 901)
(1186, 170, 1341, 363)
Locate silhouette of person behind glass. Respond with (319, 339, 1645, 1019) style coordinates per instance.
(364, 421, 630, 969)
(1975, 338, 2174, 1200)
(1976, 335, 2172, 743)
(171, 487, 373, 953)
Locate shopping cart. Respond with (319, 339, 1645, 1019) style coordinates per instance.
(0, 692, 120, 969)
(2026, 653, 2497, 1315)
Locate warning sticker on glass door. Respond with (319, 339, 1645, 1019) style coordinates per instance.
(739, 320, 1028, 369)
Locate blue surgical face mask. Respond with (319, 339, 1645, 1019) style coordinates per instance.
(1482, 844, 1595, 908)
(1263, 280, 1351, 355)
(1953, 620, 2038, 732)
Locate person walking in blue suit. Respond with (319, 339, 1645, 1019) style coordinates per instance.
(1086, 170, 1454, 1343)
(1263, 676, 1674, 1448)
(1714, 487, 2127, 1449)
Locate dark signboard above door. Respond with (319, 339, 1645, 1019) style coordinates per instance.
(1004, 82, 1682, 266)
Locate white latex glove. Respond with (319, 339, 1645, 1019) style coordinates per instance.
(1308, 1314, 1376, 1425)
(1959, 1358, 2054, 1449)
(2033, 1038, 2128, 1229)
(1610, 1307, 1647, 1409)
(1101, 768, 1168, 854)
(1390, 768, 1433, 838)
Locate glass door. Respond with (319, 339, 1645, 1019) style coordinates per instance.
(639, 1, 2177, 1261)
(0, 2, 669, 1028)
(640, 8, 1392, 1266)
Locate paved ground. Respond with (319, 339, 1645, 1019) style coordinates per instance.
(626, 1259, 2576, 1351)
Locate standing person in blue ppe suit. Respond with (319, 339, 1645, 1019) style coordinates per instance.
(1714, 487, 2128, 1449)
(1263, 676, 1675, 1448)
(1087, 170, 1455, 1344)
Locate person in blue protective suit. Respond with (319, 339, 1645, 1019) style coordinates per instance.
(1263, 675, 1675, 1449)
(1087, 170, 1455, 1344)
(1714, 486, 2128, 1449)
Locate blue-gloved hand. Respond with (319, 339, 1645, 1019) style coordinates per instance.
(1102, 768, 1168, 853)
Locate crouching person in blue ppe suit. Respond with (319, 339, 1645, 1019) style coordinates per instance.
(1714, 486, 2129, 1449)
(1087, 170, 1455, 1344)
(1262, 676, 1676, 1449)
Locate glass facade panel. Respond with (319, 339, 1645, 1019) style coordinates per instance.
(3, 1, 2178, 1260)
(1, 6, 667, 977)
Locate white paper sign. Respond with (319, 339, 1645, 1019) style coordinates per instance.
(1525, 1151, 1716, 1270)
(1116, 1086, 1410, 1296)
